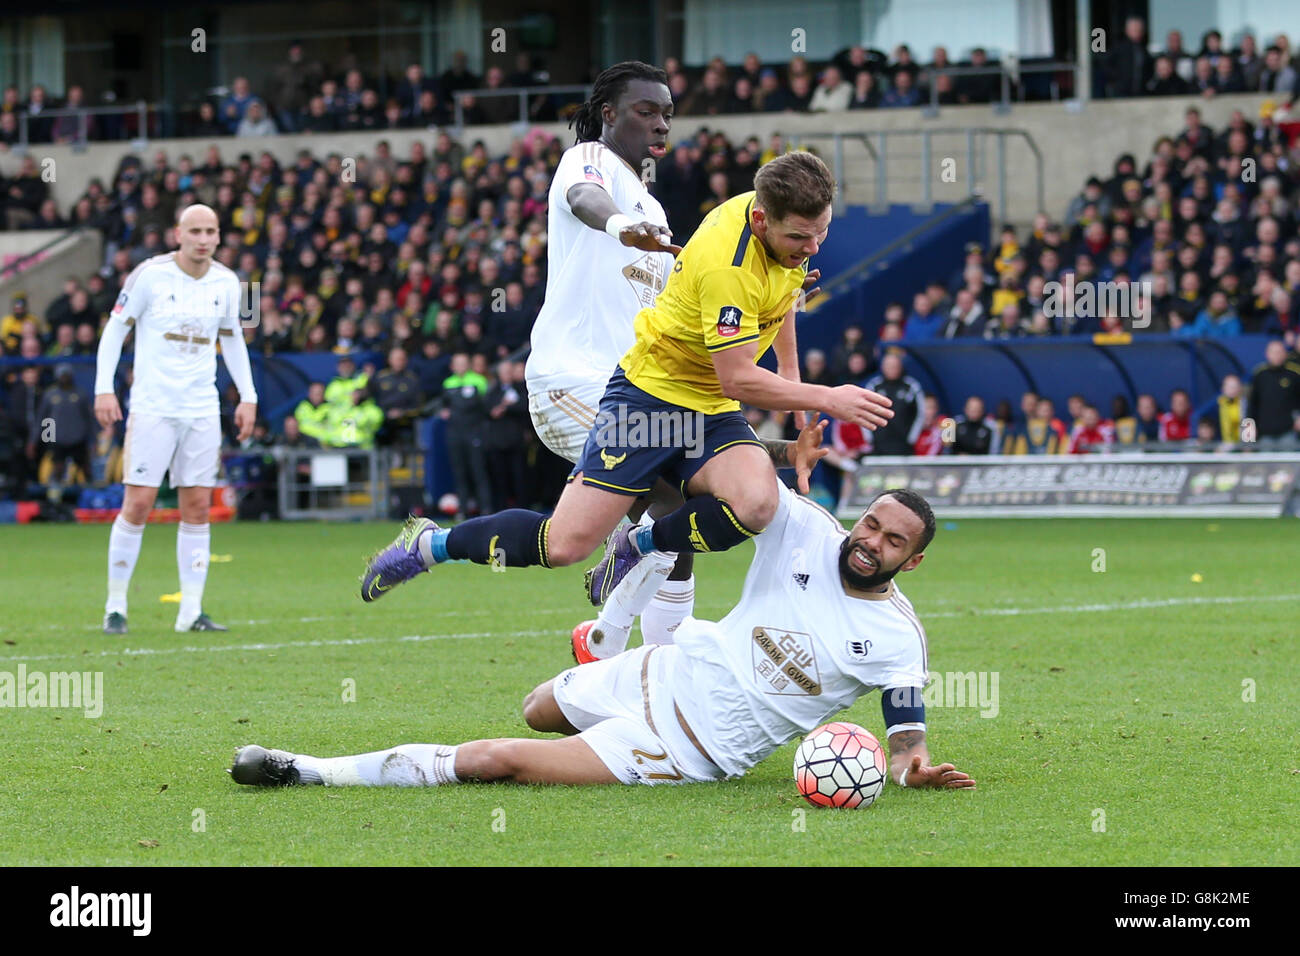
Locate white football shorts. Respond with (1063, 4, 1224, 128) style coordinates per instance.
(552, 644, 726, 786)
(525, 370, 607, 464)
(122, 412, 222, 488)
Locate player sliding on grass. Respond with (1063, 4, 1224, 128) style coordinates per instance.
(360, 151, 894, 637)
(233, 469, 973, 791)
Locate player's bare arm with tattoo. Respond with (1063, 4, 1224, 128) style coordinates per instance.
(888, 728, 976, 789)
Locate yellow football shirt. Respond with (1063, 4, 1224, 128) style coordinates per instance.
(619, 192, 806, 414)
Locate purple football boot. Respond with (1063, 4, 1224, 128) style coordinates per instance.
(584, 522, 646, 607)
(360, 516, 438, 602)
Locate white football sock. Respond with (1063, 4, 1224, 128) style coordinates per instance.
(296, 744, 460, 787)
(589, 548, 675, 660)
(106, 515, 145, 615)
(176, 522, 210, 627)
(640, 575, 695, 645)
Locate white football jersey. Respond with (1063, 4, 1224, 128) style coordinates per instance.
(526, 141, 673, 381)
(101, 254, 244, 418)
(672, 482, 930, 777)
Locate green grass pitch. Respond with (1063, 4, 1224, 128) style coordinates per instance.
(0, 516, 1295, 866)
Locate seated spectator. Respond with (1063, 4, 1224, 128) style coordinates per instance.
(952, 395, 998, 455)
(1147, 56, 1190, 96)
(809, 67, 852, 112)
(682, 68, 729, 116)
(1132, 393, 1161, 442)
(848, 71, 881, 110)
(983, 304, 1025, 340)
(236, 100, 278, 137)
(830, 325, 867, 380)
(1111, 395, 1140, 446)
(912, 396, 948, 456)
(881, 70, 920, 108)
(300, 96, 339, 133)
(959, 48, 1002, 103)
(1158, 389, 1193, 442)
(1192, 290, 1242, 338)
(902, 292, 942, 341)
(942, 288, 984, 338)
(220, 77, 255, 133)
(1010, 397, 1068, 454)
(802, 349, 832, 387)
(1068, 404, 1115, 454)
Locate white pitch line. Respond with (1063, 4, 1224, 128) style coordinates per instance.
(924, 592, 1300, 619)
(0, 605, 577, 635)
(1, 592, 1296, 665)
(0, 629, 561, 664)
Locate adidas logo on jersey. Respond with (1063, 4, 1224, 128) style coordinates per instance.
(634, 202, 645, 213)
(792, 572, 810, 590)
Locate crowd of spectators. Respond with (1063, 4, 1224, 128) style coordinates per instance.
(878, 104, 1300, 343)
(3, 20, 1297, 157)
(4, 61, 1300, 506)
(1106, 18, 1300, 101)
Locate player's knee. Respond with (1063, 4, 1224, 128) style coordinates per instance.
(521, 684, 549, 730)
(545, 526, 598, 567)
(727, 486, 777, 534)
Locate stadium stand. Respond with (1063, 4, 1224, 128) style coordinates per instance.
(3, 26, 1300, 518)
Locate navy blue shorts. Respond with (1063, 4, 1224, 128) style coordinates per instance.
(572, 368, 763, 497)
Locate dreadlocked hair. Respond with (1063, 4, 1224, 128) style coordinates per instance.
(570, 61, 669, 143)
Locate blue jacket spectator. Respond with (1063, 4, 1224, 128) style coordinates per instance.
(1191, 294, 1241, 338)
(902, 293, 943, 341)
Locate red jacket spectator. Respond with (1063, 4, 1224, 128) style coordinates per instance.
(1068, 414, 1116, 453)
(1158, 411, 1191, 441)
(832, 419, 872, 458)
(1158, 390, 1193, 441)
(913, 419, 947, 456)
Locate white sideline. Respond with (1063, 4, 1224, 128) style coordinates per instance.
(0, 592, 1296, 665)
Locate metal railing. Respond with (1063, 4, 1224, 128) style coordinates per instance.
(11, 101, 156, 151)
(800, 128, 1044, 225)
(451, 84, 591, 128)
(922, 60, 1083, 115)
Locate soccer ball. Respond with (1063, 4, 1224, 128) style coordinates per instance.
(793, 721, 887, 809)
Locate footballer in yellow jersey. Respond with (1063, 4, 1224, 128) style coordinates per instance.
(619, 190, 809, 415)
(361, 152, 893, 634)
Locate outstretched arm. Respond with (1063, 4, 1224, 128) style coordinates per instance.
(760, 415, 828, 494)
(566, 183, 681, 254)
(887, 728, 975, 790)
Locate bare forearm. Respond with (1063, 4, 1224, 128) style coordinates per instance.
(761, 438, 794, 468)
(888, 729, 929, 786)
(567, 183, 621, 232)
(723, 364, 830, 413)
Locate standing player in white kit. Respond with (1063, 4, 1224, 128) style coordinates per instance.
(525, 61, 819, 663)
(94, 204, 258, 634)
